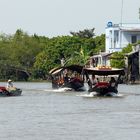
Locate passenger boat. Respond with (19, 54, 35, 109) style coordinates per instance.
(83, 66, 125, 97)
(0, 86, 22, 96)
(49, 65, 85, 91)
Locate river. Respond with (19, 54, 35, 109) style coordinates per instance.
(0, 82, 140, 140)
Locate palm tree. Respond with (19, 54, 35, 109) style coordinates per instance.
(74, 45, 91, 66)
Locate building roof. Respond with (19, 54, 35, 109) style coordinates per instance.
(92, 52, 114, 58)
(120, 27, 140, 32)
(125, 51, 139, 57)
(106, 23, 140, 31)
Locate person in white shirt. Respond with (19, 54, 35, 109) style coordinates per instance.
(7, 79, 14, 88)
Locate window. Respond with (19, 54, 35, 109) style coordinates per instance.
(110, 31, 112, 48)
(114, 31, 119, 48)
(131, 35, 137, 43)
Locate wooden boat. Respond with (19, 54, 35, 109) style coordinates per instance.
(0, 86, 22, 96)
(83, 66, 125, 97)
(49, 65, 85, 91)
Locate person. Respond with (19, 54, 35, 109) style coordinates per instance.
(108, 77, 118, 93)
(64, 73, 69, 83)
(91, 75, 97, 85)
(88, 75, 98, 92)
(61, 58, 65, 66)
(7, 79, 14, 88)
(109, 77, 116, 86)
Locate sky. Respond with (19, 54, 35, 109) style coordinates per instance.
(0, 0, 140, 37)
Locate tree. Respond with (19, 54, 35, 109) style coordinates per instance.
(69, 45, 91, 66)
(0, 28, 106, 80)
(110, 52, 125, 68)
(110, 44, 133, 68)
(70, 28, 95, 38)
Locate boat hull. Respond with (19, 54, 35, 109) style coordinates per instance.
(50, 65, 85, 92)
(0, 87, 22, 96)
(88, 83, 118, 97)
(7, 88, 22, 96)
(89, 91, 117, 97)
(52, 78, 85, 91)
(53, 83, 85, 91)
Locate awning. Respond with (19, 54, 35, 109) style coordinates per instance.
(49, 65, 83, 76)
(92, 52, 114, 58)
(125, 51, 139, 57)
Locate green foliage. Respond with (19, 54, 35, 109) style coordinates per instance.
(0, 29, 105, 80)
(0, 29, 46, 80)
(94, 34, 105, 52)
(110, 43, 133, 68)
(122, 44, 132, 53)
(110, 52, 125, 68)
(72, 45, 91, 65)
(70, 28, 95, 38)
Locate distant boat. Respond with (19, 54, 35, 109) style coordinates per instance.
(49, 65, 85, 91)
(0, 86, 22, 96)
(83, 66, 125, 97)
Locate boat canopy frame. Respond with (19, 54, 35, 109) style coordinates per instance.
(49, 65, 84, 76)
(83, 68, 125, 76)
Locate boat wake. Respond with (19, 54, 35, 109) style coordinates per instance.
(44, 87, 73, 92)
(77, 92, 124, 98)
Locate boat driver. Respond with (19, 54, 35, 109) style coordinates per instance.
(91, 75, 97, 85)
(7, 79, 14, 88)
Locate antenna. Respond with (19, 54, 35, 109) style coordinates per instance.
(120, 0, 124, 26)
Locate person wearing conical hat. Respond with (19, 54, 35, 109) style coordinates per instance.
(7, 79, 14, 88)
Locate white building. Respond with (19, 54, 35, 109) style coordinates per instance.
(106, 22, 140, 53)
(91, 52, 112, 67)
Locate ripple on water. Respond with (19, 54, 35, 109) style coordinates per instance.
(0, 82, 139, 140)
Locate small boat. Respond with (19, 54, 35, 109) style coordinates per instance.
(0, 86, 22, 96)
(49, 65, 85, 91)
(83, 66, 125, 97)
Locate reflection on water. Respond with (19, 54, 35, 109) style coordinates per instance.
(0, 82, 140, 140)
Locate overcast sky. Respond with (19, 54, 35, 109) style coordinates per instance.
(0, 0, 140, 37)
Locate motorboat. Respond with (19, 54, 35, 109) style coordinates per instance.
(83, 66, 125, 97)
(0, 86, 22, 96)
(49, 65, 85, 91)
